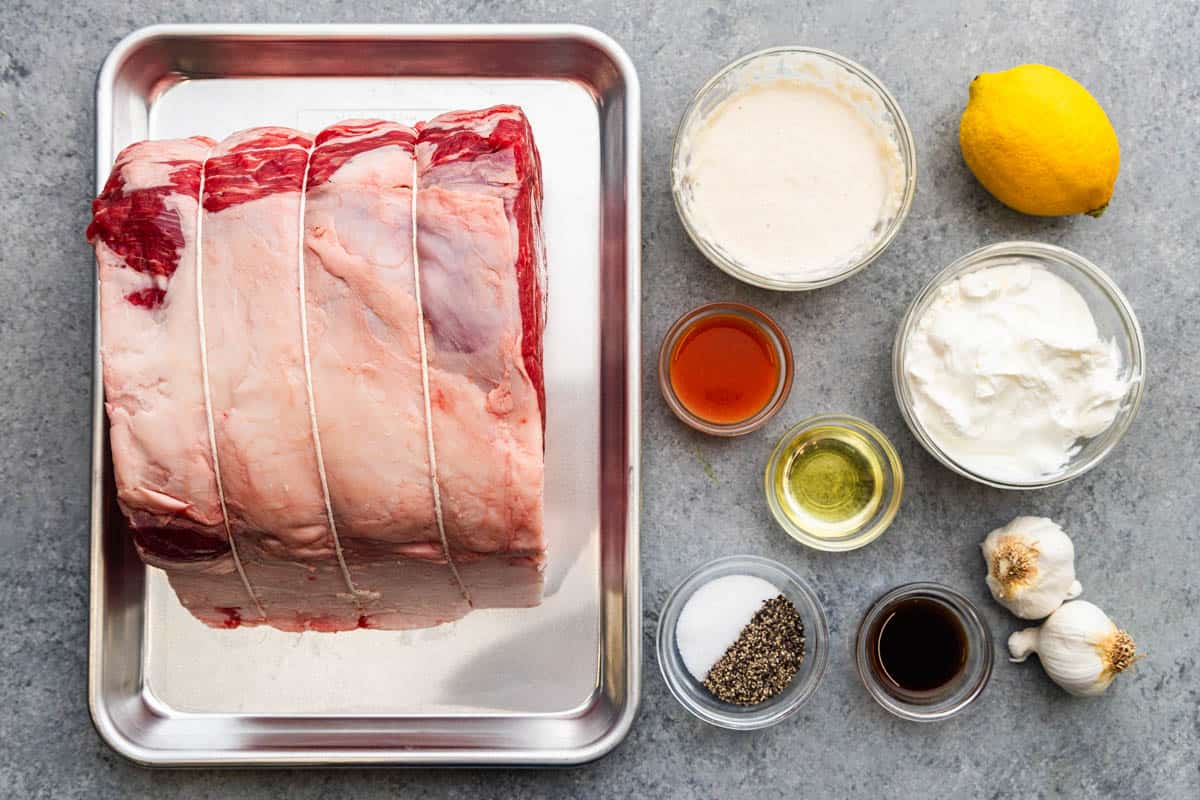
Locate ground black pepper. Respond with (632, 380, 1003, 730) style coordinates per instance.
(703, 594, 806, 705)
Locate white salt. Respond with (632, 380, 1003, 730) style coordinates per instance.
(675, 574, 780, 681)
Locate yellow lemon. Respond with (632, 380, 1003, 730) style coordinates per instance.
(960, 64, 1119, 217)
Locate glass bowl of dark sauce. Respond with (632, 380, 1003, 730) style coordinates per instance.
(855, 583, 993, 721)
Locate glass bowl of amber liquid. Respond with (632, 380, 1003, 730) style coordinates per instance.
(659, 302, 794, 437)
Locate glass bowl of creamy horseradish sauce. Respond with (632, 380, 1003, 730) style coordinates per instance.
(893, 241, 1146, 489)
(672, 47, 917, 291)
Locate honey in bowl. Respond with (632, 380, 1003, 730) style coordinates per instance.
(669, 313, 780, 425)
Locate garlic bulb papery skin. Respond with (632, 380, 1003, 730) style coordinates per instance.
(981, 516, 1082, 619)
(1008, 600, 1138, 696)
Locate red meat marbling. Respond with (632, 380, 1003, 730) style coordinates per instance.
(90, 107, 547, 632)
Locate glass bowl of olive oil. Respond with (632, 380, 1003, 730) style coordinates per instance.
(764, 415, 903, 551)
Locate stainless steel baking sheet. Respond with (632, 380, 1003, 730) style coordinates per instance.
(89, 24, 640, 766)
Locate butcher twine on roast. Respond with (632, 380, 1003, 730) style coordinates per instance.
(88, 106, 547, 632)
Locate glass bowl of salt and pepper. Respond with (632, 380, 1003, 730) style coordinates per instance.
(656, 555, 830, 730)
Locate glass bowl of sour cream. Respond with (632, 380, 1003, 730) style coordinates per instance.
(893, 241, 1145, 489)
(672, 47, 917, 291)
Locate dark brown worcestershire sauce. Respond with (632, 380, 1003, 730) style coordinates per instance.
(870, 597, 968, 696)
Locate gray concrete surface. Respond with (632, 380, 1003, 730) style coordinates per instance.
(2, 0, 1198, 797)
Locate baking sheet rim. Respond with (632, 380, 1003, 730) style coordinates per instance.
(88, 22, 641, 766)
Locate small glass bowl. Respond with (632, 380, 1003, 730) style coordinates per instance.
(764, 415, 903, 551)
(656, 555, 830, 730)
(892, 241, 1146, 490)
(671, 46, 917, 291)
(658, 302, 794, 436)
(855, 583, 994, 722)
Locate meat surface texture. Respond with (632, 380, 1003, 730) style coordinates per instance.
(89, 106, 547, 632)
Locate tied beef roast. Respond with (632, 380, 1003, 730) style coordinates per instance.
(88, 106, 547, 632)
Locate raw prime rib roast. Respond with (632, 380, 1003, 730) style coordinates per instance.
(88, 106, 547, 632)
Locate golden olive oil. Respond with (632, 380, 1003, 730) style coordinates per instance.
(772, 425, 884, 538)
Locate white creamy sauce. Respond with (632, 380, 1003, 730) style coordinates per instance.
(680, 78, 904, 281)
(675, 574, 780, 681)
(904, 262, 1129, 482)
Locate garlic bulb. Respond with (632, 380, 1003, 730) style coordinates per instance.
(981, 516, 1082, 619)
(1008, 600, 1138, 696)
